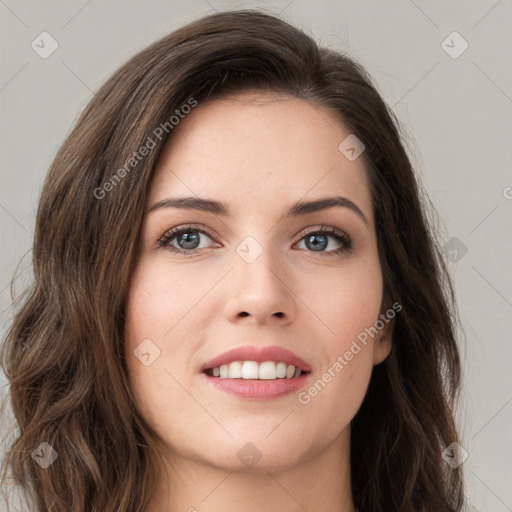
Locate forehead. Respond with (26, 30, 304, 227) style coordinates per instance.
(149, 92, 373, 221)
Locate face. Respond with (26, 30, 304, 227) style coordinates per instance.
(124, 92, 391, 474)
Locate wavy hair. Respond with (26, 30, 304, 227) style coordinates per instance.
(1, 9, 464, 511)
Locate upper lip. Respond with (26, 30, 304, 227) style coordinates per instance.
(200, 345, 312, 373)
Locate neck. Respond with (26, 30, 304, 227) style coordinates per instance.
(146, 428, 356, 512)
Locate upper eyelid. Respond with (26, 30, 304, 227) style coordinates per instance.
(295, 224, 347, 238)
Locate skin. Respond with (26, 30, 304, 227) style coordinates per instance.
(124, 92, 392, 512)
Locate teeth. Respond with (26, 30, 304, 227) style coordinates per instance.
(258, 361, 276, 380)
(241, 361, 259, 379)
(228, 361, 243, 378)
(208, 361, 304, 379)
(276, 362, 287, 378)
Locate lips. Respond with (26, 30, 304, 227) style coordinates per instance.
(200, 345, 312, 374)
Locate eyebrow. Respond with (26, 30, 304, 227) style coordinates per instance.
(147, 195, 368, 224)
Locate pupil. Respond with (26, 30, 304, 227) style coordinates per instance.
(306, 233, 327, 251)
(179, 231, 200, 249)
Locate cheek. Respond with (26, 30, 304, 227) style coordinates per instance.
(298, 255, 383, 346)
(124, 259, 192, 344)
(294, 255, 382, 413)
(123, 259, 212, 415)
(123, 263, 176, 410)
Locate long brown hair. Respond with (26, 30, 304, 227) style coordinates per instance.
(1, 9, 464, 511)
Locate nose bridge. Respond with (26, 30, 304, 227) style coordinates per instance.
(224, 233, 296, 323)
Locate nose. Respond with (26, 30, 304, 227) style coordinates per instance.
(223, 241, 297, 326)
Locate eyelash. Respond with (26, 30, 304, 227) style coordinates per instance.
(157, 224, 352, 257)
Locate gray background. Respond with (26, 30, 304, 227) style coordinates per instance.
(1, 1, 511, 510)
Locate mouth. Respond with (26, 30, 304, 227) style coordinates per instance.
(200, 345, 312, 400)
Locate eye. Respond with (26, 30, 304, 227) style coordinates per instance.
(157, 224, 352, 257)
(157, 224, 219, 255)
(294, 225, 352, 256)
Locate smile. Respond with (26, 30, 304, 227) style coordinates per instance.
(205, 360, 306, 379)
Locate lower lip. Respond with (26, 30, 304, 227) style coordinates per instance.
(202, 372, 311, 400)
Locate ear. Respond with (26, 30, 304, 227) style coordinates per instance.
(373, 313, 393, 366)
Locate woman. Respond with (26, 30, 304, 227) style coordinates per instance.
(1, 9, 465, 512)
